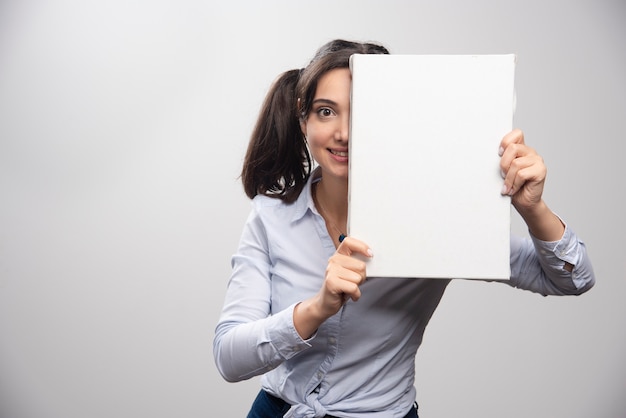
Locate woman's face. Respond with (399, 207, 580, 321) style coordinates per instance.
(301, 68, 351, 181)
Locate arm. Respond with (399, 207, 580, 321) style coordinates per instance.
(213, 205, 372, 382)
(499, 129, 595, 294)
(499, 129, 563, 241)
(212, 207, 311, 382)
(508, 227, 595, 295)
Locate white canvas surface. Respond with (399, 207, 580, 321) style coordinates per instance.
(348, 54, 515, 279)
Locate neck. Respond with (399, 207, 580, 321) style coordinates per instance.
(314, 175, 348, 245)
(316, 177, 348, 218)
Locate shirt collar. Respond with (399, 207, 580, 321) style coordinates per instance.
(292, 167, 322, 223)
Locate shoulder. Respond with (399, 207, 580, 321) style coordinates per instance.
(252, 176, 313, 217)
(242, 194, 310, 248)
(251, 194, 293, 214)
(249, 193, 304, 225)
(246, 173, 315, 233)
(251, 194, 285, 209)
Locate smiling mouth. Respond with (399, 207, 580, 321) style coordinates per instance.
(329, 149, 348, 157)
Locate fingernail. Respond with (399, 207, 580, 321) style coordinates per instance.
(367, 248, 373, 257)
(498, 146, 504, 156)
(500, 169, 506, 179)
(501, 184, 509, 195)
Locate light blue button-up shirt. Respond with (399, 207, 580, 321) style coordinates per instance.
(213, 170, 595, 418)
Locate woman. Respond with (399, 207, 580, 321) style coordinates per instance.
(213, 39, 595, 418)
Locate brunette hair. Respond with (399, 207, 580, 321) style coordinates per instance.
(241, 39, 389, 203)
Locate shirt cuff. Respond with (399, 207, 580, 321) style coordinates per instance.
(530, 223, 578, 267)
(266, 303, 313, 360)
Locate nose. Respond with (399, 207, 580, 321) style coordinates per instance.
(335, 113, 350, 142)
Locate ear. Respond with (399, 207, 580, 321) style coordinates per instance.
(300, 120, 307, 138)
(297, 98, 307, 137)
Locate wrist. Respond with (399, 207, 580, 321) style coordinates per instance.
(293, 298, 327, 340)
(515, 200, 564, 241)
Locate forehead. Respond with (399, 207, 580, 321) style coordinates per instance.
(314, 68, 352, 99)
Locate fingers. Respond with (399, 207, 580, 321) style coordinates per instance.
(498, 129, 546, 207)
(319, 237, 372, 315)
(335, 236, 374, 259)
(498, 128, 525, 156)
(334, 236, 373, 295)
(324, 263, 363, 303)
(328, 239, 371, 295)
(500, 153, 545, 196)
(327, 253, 367, 288)
(499, 129, 529, 193)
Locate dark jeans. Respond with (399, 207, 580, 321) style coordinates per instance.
(247, 390, 419, 418)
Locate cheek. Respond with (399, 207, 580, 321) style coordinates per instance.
(305, 131, 328, 162)
(305, 123, 330, 146)
(306, 132, 328, 157)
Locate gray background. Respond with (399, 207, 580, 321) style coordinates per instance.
(0, 1, 624, 417)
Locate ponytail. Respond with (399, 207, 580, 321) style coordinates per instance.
(241, 69, 311, 203)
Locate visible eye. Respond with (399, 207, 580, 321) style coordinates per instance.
(316, 107, 335, 118)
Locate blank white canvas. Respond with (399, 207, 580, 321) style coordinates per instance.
(348, 54, 515, 279)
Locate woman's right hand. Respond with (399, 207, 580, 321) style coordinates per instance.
(319, 237, 372, 315)
(293, 237, 373, 339)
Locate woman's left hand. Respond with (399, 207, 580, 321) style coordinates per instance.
(499, 129, 566, 242)
(499, 129, 546, 211)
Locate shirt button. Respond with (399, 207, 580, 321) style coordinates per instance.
(316, 372, 323, 380)
(328, 337, 336, 345)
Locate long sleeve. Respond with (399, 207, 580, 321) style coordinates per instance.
(214, 302, 310, 382)
(506, 223, 595, 296)
(213, 203, 312, 382)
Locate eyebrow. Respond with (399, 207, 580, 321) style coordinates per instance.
(311, 98, 338, 106)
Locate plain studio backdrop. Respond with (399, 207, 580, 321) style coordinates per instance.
(0, 1, 624, 417)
